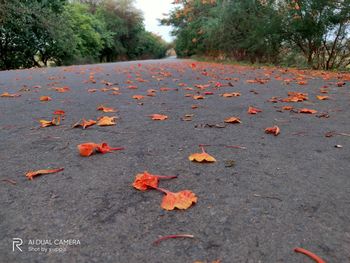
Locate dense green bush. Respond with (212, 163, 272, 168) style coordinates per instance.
(0, 0, 168, 70)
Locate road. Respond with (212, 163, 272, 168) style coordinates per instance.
(0, 58, 349, 263)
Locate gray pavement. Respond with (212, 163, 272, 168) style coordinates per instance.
(0, 59, 349, 263)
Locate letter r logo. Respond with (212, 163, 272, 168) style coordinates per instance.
(12, 238, 23, 252)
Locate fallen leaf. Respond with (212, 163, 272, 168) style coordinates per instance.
(78, 143, 98, 157)
(221, 92, 241, 97)
(265, 125, 280, 136)
(39, 116, 60, 127)
(97, 105, 117, 113)
(193, 95, 204, 100)
(1, 92, 21, 97)
(316, 95, 329, 100)
(158, 188, 198, 210)
(73, 119, 96, 129)
(40, 96, 52, 101)
(224, 117, 241, 124)
(54, 86, 70, 92)
(248, 106, 262, 114)
(97, 116, 116, 126)
(299, 108, 317, 114)
(96, 143, 124, 153)
(132, 95, 144, 100)
(78, 142, 124, 157)
(149, 114, 168, 121)
(189, 146, 216, 163)
(25, 168, 64, 180)
(133, 171, 177, 191)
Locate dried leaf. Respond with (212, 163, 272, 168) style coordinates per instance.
(1, 92, 21, 97)
(299, 108, 317, 114)
(150, 114, 168, 121)
(78, 143, 98, 157)
(265, 125, 280, 136)
(224, 117, 241, 124)
(97, 105, 117, 113)
(132, 95, 144, 100)
(160, 189, 198, 210)
(221, 92, 241, 97)
(316, 95, 329, 100)
(248, 106, 262, 114)
(40, 96, 52, 101)
(39, 116, 60, 127)
(189, 147, 216, 163)
(97, 116, 116, 126)
(133, 171, 177, 191)
(73, 119, 96, 129)
(25, 168, 64, 180)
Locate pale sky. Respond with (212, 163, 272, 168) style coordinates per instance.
(135, 0, 174, 43)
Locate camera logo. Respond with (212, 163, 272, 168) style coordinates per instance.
(12, 238, 23, 252)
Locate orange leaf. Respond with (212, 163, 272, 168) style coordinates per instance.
(193, 95, 204, 100)
(77, 143, 98, 157)
(97, 116, 116, 126)
(53, 109, 65, 116)
(40, 96, 52, 101)
(97, 105, 117, 113)
(282, 106, 293, 111)
(299, 108, 317, 114)
(54, 86, 70, 92)
(73, 119, 96, 129)
(248, 106, 262, 114)
(189, 147, 216, 163)
(224, 117, 241, 124)
(221, 92, 241, 97)
(160, 189, 198, 210)
(96, 143, 124, 153)
(149, 114, 168, 121)
(1, 92, 21, 97)
(39, 116, 60, 127)
(133, 171, 177, 191)
(132, 95, 144, 100)
(25, 168, 64, 180)
(316, 95, 329, 100)
(265, 125, 280, 136)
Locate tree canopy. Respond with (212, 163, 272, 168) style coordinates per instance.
(162, 0, 350, 70)
(0, 0, 168, 70)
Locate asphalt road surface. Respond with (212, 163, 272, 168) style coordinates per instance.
(0, 58, 349, 263)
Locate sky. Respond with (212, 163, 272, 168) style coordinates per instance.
(135, 0, 174, 43)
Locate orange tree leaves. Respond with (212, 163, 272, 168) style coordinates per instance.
(299, 108, 318, 114)
(25, 168, 64, 180)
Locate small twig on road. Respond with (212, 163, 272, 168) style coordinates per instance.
(2, 179, 17, 185)
(153, 234, 194, 245)
(253, 194, 282, 202)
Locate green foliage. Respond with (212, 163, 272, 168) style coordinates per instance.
(0, 0, 168, 70)
(163, 0, 350, 69)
